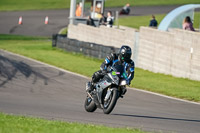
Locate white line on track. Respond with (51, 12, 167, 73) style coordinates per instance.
(1, 49, 200, 106)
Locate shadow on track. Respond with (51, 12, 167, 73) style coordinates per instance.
(112, 113, 200, 123)
(0, 55, 48, 87)
(9, 25, 20, 34)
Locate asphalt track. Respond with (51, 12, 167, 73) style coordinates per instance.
(0, 5, 180, 36)
(1, 50, 200, 133)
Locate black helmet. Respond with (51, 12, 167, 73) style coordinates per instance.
(119, 45, 132, 62)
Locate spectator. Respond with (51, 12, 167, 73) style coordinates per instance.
(120, 3, 130, 15)
(86, 16, 95, 27)
(182, 16, 195, 31)
(76, 2, 82, 17)
(149, 15, 158, 27)
(106, 11, 114, 28)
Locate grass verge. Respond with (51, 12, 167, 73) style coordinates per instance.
(0, 0, 200, 11)
(118, 12, 200, 30)
(0, 34, 200, 102)
(0, 112, 146, 133)
(58, 27, 68, 35)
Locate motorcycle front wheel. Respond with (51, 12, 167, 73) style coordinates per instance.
(84, 96, 97, 112)
(103, 88, 118, 114)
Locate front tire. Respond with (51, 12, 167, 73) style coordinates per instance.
(103, 88, 118, 114)
(84, 96, 97, 112)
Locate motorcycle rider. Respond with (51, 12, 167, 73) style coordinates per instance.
(86, 45, 135, 93)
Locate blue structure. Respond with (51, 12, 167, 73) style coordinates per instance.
(158, 4, 200, 31)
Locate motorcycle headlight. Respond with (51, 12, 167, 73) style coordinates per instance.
(120, 80, 127, 86)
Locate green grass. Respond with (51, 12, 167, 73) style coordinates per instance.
(0, 0, 70, 11)
(0, 34, 200, 102)
(118, 14, 165, 29)
(118, 12, 200, 30)
(0, 0, 200, 11)
(58, 27, 68, 35)
(194, 12, 200, 29)
(0, 113, 146, 133)
(134, 69, 200, 101)
(0, 34, 102, 77)
(0, 34, 49, 40)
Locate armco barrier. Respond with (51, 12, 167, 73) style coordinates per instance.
(53, 34, 119, 59)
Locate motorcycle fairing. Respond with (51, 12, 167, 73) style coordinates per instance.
(95, 76, 112, 104)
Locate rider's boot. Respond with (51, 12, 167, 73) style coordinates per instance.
(86, 81, 94, 92)
(120, 87, 127, 98)
(122, 88, 127, 95)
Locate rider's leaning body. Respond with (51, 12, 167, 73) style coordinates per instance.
(87, 45, 135, 92)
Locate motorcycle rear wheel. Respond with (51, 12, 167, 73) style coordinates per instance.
(103, 88, 118, 114)
(84, 96, 97, 112)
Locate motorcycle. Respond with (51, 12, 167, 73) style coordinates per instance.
(84, 63, 129, 114)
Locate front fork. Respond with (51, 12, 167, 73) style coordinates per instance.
(104, 88, 113, 102)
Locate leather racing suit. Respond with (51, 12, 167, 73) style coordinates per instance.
(91, 53, 135, 86)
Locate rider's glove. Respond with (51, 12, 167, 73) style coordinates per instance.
(102, 70, 107, 74)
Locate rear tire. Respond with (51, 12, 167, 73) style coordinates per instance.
(84, 96, 97, 112)
(103, 88, 118, 114)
